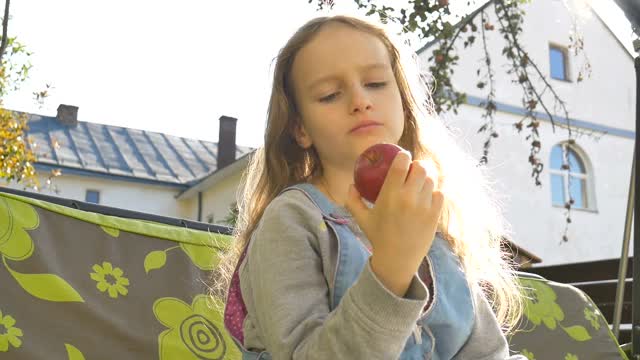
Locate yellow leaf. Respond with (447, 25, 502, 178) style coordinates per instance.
(5, 257, 84, 302)
(65, 344, 86, 360)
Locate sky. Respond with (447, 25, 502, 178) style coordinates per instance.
(2, 0, 636, 149)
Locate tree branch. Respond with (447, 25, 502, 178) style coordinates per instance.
(494, 0, 572, 138)
(442, 0, 493, 56)
(477, 10, 498, 165)
(0, 0, 10, 65)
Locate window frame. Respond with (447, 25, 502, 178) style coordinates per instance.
(549, 44, 570, 82)
(549, 143, 596, 212)
(85, 189, 101, 204)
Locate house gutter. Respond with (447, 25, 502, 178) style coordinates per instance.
(197, 192, 203, 222)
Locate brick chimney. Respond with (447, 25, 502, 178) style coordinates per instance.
(217, 116, 237, 169)
(56, 104, 78, 126)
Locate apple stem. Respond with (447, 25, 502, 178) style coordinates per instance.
(363, 151, 380, 164)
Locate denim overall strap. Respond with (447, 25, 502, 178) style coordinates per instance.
(224, 183, 368, 359)
(289, 184, 475, 360)
(226, 182, 474, 360)
(287, 184, 474, 360)
(418, 236, 474, 359)
(395, 236, 475, 360)
(282, 183, 370, 310)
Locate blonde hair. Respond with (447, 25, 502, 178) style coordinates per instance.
(216, 15, 523, 333)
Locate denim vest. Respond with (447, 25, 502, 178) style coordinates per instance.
(224, 183, 475, 360)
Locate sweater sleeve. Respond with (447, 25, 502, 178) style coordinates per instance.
(453, 287, 528, 360)
(241, 192, 429, 359)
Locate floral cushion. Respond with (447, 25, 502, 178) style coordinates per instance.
(509, 272, 629, 360)
(0, 191, 241, 359)
(0, 190, 630, 359)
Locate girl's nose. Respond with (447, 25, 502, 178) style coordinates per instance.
(350, 86, 373, 114)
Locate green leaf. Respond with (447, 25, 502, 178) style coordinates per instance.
(100, 225, 120, 237)
(562, 325, 591, 341)
(5, 257, 84, 302)
(144, 250, 167, 274)
(153, 297, 192, 328)
(65, 344, 86, 360)
(180, 243, 221, 270)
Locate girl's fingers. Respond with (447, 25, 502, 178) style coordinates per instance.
(378, 151, 411, 201)
(430, 190, 445, 216)
(345, 184, 369, 228)
(418, 176, 435, 208)
(405, 160, 427, 195)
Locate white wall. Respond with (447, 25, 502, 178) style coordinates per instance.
(447, 104, 633, 266)
(174, 171, 244, 226)
(1, 166, 244, 226)
(421, 1, 635, 131)
(199, 171, 244, 226)
(417, 1, 635, 265)
(8, 172, 186, 218)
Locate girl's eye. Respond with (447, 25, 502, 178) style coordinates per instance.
(366, 81, 387, 88)
(319, 92, 339, 103)
(317, 82, 386, 103)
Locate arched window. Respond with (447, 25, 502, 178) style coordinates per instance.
(550, 143, 592, 209)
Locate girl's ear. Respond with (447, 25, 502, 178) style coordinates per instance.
(293, 120, 313, 149)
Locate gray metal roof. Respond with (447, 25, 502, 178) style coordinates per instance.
(25, 113, 254, 186)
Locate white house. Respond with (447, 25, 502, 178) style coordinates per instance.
(7, 105, 253, 224)
(415, 0, 635, 265)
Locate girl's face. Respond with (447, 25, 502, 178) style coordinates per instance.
(291, 23, 405, 175)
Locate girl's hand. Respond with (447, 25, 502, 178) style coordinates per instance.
(345, 151, 444, 297)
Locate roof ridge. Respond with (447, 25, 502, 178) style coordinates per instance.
(24, 111, 225, 145)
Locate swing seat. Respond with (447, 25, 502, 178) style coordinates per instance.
(0, 188, 630, 359)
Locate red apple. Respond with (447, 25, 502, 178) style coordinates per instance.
(354, 143, 406, 203)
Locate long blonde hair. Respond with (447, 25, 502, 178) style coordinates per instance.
(216, 15, 523, 333)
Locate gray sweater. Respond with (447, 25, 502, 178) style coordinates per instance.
(239, 189, 526, 359)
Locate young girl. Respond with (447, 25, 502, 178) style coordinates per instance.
(221, 15, 528, 360)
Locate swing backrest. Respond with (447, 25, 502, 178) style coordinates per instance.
(0, 189, 242, 359)
(509, 272, 629, 359)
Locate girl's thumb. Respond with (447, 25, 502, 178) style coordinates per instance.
(345, 184, 368, 224)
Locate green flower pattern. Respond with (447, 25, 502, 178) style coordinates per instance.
(519, 278, 592, 344)
(100, 225, 120, 238)
(0, 308, 23, 352)
(521, 279, 565, 330)
(0, 193, 244, 358)
(65, 343, 86, 360)
(1, 196, 84, 303)
(565, 353, 578, 360)
(90, 262, 130, 299)
(0, 197, 38, 261)
(144, 235, 227, 274)
(583, 307, 601, 330)
(154, 295, 240, 360)
(521, 349, 536, 360)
